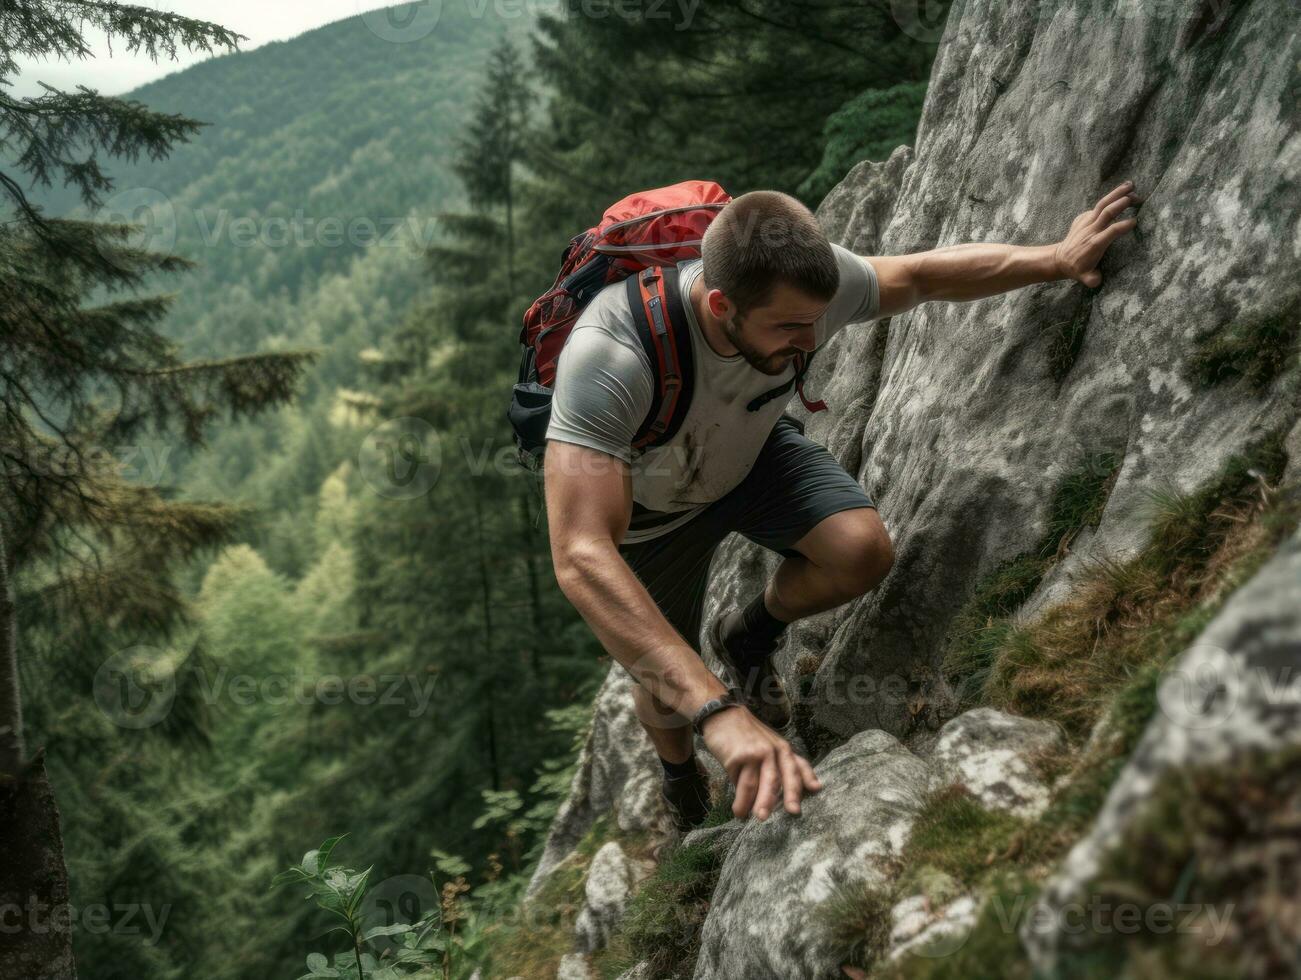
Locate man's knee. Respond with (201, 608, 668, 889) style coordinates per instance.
(829, 508, 894, 597)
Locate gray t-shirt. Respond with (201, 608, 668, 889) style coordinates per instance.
(547, 243, 880, 542)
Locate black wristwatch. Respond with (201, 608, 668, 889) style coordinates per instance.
(691, 687, 744, 736)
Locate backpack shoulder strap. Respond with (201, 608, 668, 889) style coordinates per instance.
(744, 348, 828, 413)
(627, 265, 695, 450)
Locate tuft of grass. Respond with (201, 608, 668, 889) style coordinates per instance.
(943, 452, 1121, 708)
(943, 560, 1050, 708)
(897, 786, 1029, 893)
(1039, 452, 1121, 559)
(817, 876, 896, 971)
(1014, 662, 1163, 869)
(1046, 292, 1096, 383)
(1146, 430, 1288, 579)
(1184, 292, 1301, 393)
(814, 787, 1029, 977)
(974, 432, 1298, 739)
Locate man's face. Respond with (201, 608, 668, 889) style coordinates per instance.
(711, 280, 830, 376)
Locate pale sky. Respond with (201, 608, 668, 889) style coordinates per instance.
(7, 2, 396, 98)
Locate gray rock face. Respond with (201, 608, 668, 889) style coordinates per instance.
(1022, 526, 1301, 970)
(556, 952, 592, 980)
(526, 669, 660, 899)
(888, 892, 979, 962)
(1284, 416, 1301, 492)
(930, 707, 1064, 818)
(692, 730, 931, 979)
(680, 819, 744, 860)
(533, 0, 1300, 964)
(574, 841, 648, 953)
(792, 0, 1301, 740)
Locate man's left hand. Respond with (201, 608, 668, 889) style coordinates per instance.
(1053, 181, 1142, 288)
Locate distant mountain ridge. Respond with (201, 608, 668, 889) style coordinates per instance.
(25, 4, 531, 363)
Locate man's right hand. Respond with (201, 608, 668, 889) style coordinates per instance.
(699, 704, 823, 820)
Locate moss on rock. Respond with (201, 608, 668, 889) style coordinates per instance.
(595, 796, 734, 979)
(1073, 745, 1301, 979)
(1184, 292, 1301, 393)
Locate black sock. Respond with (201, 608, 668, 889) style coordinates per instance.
(740, 590, 788, 643)
(660, 753, 698, 780)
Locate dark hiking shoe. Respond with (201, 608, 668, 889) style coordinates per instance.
(709, 609, 794, 731)
(661, 757, 713, 833)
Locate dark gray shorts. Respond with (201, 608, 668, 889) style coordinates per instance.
(618, 415, 875, 655)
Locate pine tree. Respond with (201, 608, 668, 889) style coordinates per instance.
(1, 5, 314, 975)
(453, 35, 532, 302)
(526, 0, 941, 207)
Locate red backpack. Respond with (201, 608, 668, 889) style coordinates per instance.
(507, 180, 825, 467)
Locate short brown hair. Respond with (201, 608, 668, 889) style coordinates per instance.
(701, 190, 839, 315)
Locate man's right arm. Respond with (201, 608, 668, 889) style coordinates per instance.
(543, 440, 727, 717)
(543, 441, 824, 821)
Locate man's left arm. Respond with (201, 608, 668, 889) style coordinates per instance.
(865, 181, 1142, 318)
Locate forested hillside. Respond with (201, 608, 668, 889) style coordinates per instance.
(4, 2, 942, 978)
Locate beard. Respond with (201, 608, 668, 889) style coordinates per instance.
(721, 314, 799, 376)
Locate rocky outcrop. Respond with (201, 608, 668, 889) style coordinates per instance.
(528, 0, 1300, 971)
(525, 670, 662, 899)
(574, 842, 649, 953)
(795, 0, 1300, 740)
(693, 731, 931, 979)
(555, 952, 592, 980)
(887, 892, 978, 963)
(1022, 525, 1301, 971)
(929, 708, 1063, 818)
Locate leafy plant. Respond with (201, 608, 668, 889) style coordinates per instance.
(272, 836, 448, 980)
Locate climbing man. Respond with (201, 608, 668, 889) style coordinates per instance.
(544, 182, 1140, 831)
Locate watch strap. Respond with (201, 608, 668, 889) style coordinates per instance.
(691, 687, 744, 736)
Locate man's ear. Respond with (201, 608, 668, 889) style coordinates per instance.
(706, 287, 736, 322)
